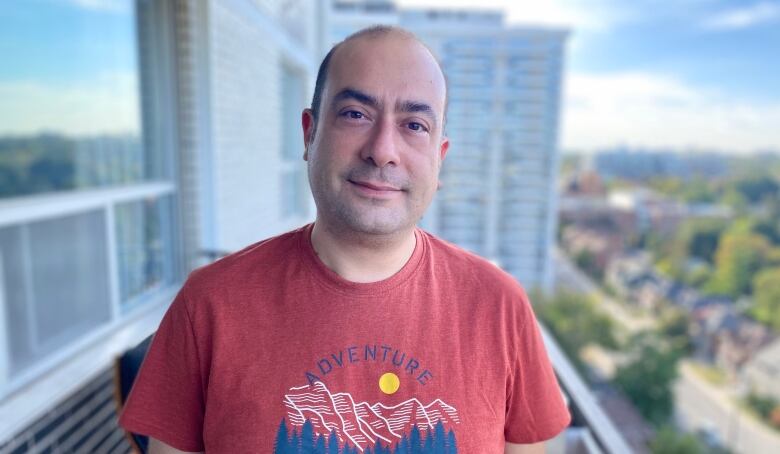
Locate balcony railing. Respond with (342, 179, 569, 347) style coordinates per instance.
(542, 322, 634, 454)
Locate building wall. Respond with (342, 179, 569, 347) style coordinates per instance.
(404, 11, 568, 292)
(207, 0, 318, 252)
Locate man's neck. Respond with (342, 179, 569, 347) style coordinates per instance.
(310, 219, 417, 283)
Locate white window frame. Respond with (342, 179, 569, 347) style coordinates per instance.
(0, 0, 184, 443)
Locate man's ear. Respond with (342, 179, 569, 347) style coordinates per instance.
(302, 108, 316, 161)
(439, 136, 450, 162)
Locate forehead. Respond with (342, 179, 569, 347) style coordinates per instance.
(325, 35, 446, 114)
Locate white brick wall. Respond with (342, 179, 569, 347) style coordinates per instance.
(205, 0, 318, 252)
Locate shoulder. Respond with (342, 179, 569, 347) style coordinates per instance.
(180, 225, 306, 298)
(421, 229, 530, 302)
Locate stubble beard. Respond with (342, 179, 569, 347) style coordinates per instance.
(308, 162, 422, 237)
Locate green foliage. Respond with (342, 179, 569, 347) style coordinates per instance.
(748, 393, 778, 418)
(681, 219, 728, 264)
(745, 392, 779, 420)
(705, 233, 770, 297)
(0, 135, 77, 197)
(655, 218, 724, 288)
(658, 308, 693, 354)
(649, 426, 705, 454)
(574, 249, 603, 282)
(614, 333, 681, 426)
(533, 291, 618, 374)
(729, 175, 779, 205)
(751, 268, 780, 331)
(647, 177, 716, 204)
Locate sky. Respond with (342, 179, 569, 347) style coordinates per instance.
(0, 0, 778, 153)
(0, 0, 140, 136)
(398, 0, 780, 153)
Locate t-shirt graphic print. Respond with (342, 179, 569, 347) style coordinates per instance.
(276, 342, 461, 453)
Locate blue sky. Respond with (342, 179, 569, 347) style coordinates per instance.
(1, 0, 778, 152)
(566, 0, 780, 104)
(0, 0, 139, 136)
(401, 0, 780, 152)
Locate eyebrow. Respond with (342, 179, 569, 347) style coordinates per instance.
(333, 88, 379, 109)
(332, 87, 439, 127)
(397, 100, 438, 126)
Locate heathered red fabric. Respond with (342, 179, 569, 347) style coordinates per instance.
(118, 223, 570, 453)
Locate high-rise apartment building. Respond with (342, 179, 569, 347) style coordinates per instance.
(408, 10, 568, 292)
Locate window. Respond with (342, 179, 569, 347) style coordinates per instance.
(0, 0, 180, 392)
(279, 64, 310, 219)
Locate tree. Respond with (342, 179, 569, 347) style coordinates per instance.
(433, 421, 446, 454)
(274, 419, 290, 454)
(422, 429, 434, 452)
(446, 430, 457, 454)
(705, 233, 770, 297)
(300, 420, 315, 452)
(328, 430, 340, 454)
(534, 291, 618, 374)
(315, 434, 326, 452)
(658, 308, 692, 354)
(409, 426, 422, 454)
(751, 267, 780, 330)
(574, 249, 603, 281)
(649, 426, 704, 454)
(614, 333, 680, 426)
(289, 429, 300, 454)
(678, 219, 727, 264)
(395, 435, 410, 454)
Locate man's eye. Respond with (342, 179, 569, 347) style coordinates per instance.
(407, 122, 427, 132)
(344, 111, 364, 119)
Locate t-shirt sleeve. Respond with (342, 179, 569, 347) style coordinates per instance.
(118, 284, 206, 452)
(504, 292, 571, 444)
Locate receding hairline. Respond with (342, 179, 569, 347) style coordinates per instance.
(310, 25, 448, 127)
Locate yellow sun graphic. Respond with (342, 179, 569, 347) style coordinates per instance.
(378, 372, 400, 394)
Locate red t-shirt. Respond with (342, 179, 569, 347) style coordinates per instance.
(119, 224, 570, 452)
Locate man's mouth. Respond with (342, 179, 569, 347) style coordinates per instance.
(348, 180, 402, 192)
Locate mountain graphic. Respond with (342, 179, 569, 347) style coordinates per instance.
(282, 381, 460, 451)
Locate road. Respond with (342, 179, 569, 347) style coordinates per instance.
(674, 361, 780, 453)
(552, 248, 656, 335)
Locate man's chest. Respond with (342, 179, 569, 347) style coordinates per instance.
(199, 310, 510, 452)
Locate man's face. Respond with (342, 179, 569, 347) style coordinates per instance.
(303, 34, 449, 236)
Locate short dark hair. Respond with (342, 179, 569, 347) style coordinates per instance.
(309, 25, 446, 127)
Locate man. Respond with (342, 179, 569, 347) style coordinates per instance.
(119, 26, 570, 453)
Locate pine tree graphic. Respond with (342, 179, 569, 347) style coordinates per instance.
(274, 418, 459, 453)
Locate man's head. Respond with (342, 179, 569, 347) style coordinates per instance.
(302, 26, 449, 237)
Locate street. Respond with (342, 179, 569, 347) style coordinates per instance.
(675, 361, 780, 453)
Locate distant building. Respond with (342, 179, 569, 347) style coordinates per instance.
(593, 148, 728, 182)
(743, 338, 780, 401)
(563, 169, 607, 197)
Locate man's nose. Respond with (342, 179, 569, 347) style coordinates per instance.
(361, 117, 400, 167)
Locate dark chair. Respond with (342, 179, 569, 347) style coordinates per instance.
(113, 333, 155, 454)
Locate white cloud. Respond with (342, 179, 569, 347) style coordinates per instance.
(64, 0, 131, 14)
(0, 72, 140, 137)
(562, 71, 780, 152)
(701, 1, 780, 30)
(395, 0, 618, 30)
